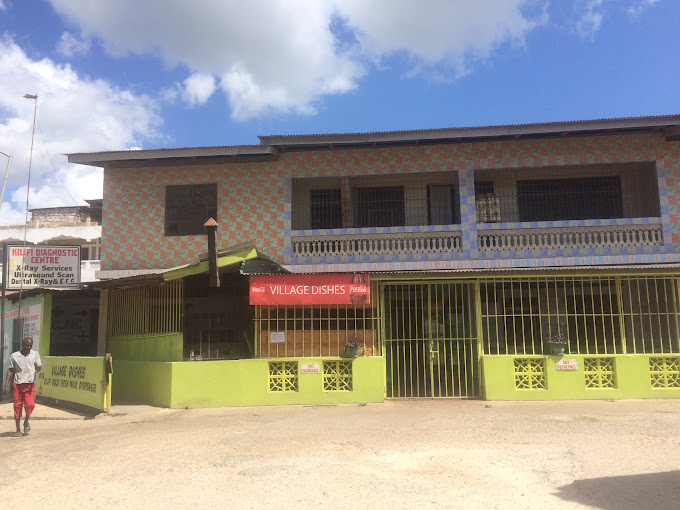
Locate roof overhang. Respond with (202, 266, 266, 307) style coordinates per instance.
(66, 145, 280, 168)
(259, 115, 680, 150)
(65, 115, 680, 168)
(92, 243, 289, 288)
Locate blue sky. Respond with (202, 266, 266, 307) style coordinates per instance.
(0, 0, 677, 225)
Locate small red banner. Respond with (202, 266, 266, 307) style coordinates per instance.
(250, 274, 370, 305)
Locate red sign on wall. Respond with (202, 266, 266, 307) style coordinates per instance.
(250, 274, 370, 305)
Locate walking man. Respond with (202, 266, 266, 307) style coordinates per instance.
(3, 337, 42, 437)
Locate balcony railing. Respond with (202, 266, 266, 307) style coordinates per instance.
(477, 224, 663, 252)
(292, 231, 463, 259)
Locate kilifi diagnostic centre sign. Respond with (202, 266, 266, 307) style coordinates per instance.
(6, 245, 80, 289)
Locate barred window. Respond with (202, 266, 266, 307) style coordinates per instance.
(165, 183, 217, 236)
(310, 188, 342, 229)
(518, 177, 623, 222)
(355, 186, 405, 227)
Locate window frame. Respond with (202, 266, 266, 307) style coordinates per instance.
(165, 183, 218, 236)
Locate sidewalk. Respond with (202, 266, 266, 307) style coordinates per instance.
(0, 396, 165, 421)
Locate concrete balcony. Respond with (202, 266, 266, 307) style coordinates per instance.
(291, 230, 463, 260)
(477, 223, 664, 252)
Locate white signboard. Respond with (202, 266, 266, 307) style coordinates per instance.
(270, 331, 285, 344)
(555, 359, 578, 371)
(6, 245, 80, 289)
(300, 363, 320, 374)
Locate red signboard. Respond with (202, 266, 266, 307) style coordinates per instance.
(250, 274, 370, 305)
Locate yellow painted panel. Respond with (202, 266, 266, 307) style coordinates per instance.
(37, 356, 108, 411)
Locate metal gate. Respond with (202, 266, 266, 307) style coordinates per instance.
(382, 281, 480, 398)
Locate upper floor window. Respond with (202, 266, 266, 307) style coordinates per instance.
(355, 186, 405, 227)
(427, 184, 459, 225)
(310, 189, 343, 229)
(518, 176, 623, 222)
(165, 184, 217, 236)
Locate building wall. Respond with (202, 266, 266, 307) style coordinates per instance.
(102, 132, 680, 271)
(111, 357, 385, 408)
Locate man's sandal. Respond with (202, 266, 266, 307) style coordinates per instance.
(23, 423, 30, 435)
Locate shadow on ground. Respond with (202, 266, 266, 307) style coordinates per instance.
(555, 471, 680, 510)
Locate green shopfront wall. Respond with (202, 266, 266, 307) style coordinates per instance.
(108, 333, 183, 362)
(112, 360, 173, 407)
(482, 355, 680, 400)
(37, 356, 109, 411)
(112, 357, 384, 408)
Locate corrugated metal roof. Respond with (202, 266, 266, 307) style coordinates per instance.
(65, 114, 680, 167)
(281, 263, 680, 277)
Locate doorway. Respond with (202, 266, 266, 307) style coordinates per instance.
(382, 281, 480, 398)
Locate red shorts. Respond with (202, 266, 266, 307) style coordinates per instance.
(12, 382, 36, 420)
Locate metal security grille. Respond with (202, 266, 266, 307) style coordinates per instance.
(584, 357, 617, 389)
(254, 282, 380, 358)
(322, 361, 353, 391)
(649, 357, 680, 388)
(107, 280, 183, 339)
(474, 163, 660, 223)
(268, 361, 299, 392)
(621, 277, 680, 354)
(514, 358, 546, 390)
(382, 282, 479, 398)
(481, 276, 680, 356)
(291, 172, 460, 230)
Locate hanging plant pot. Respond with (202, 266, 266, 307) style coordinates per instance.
(549, 343, 567, 356)
(345, 344, 360, 358)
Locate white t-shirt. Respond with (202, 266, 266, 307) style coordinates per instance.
(9, 350, 42, 384)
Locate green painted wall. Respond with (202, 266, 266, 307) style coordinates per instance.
(37, 356, 108, 411)
(112, 360, 173, 407)
(108, 333, 183, 362)
(2, 294, 51, 381)
(482, 355, 680, 400)
(111, 357, 384, 408)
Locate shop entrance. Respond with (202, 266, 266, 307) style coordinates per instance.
(382, 281, 480, 398)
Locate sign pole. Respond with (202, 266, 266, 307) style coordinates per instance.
(0, 242, 6, 383)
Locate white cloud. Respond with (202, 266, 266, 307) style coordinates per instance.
(182, 73, 217, 107)
(334, 0, 545, 79)
(0, 37, 162, 226)
(575, 0, 604, 39)
(47, 0, 544, 119)
(56, 31, 91, 57)
(627, 0, 660, 17)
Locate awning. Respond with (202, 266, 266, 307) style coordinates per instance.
(163, 246, 289, 280)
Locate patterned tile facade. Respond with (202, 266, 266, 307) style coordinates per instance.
(102, 132, 680, 271)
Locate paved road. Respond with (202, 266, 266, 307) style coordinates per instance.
(1, 398, 680, 509)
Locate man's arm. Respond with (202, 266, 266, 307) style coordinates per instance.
(3, 367, 12, 396)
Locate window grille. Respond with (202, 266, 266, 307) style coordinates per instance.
(268, 361, 299, 392)
(310, 189, 342, 229)
(291, 172, 460, 230)
(107, 280, 183, 339)
(584, 357, 617, 389)
(649, 357, 680, 388)
(255, 286, 380, 358)
(322, 361, 353, 391)
(475, 163, 659, 223)
(514, 358, 546, 389)
(518, 176, 623, 222)
(165, 183, 217, 235)
(621, 277, 680, 354)
(356, 186, 405, 227)
(482, 276, 680, 357)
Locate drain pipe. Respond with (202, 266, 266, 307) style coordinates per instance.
(204, 218, 220, 288)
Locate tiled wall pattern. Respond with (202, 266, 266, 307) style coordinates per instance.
(102, 132, 680, 272)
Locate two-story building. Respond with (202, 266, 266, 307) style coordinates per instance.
(67, 115, 680, 407)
